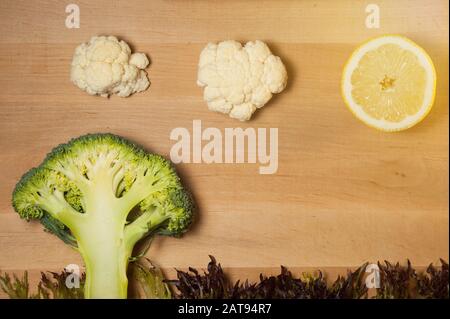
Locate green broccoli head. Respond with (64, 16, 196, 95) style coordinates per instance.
(11, 133, 194, 298)
(140, 187, 194, 236)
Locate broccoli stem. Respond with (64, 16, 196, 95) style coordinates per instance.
(68, 201, 168, 298)
(124, 207, 170, 250)
(73, 212, 131, 299)
(79, 241, 130, 298)
(67, 180, 133, 299)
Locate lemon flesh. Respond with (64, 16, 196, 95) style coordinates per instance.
(342, 35, 436, 131)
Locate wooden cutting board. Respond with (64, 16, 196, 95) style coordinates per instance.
(0, 0, 448, 297)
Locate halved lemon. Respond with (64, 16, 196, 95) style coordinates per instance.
(342, 35, 436, 131)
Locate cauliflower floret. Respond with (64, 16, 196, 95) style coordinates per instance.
(197, 40, 288, 121)
(70, 36, 150, 97)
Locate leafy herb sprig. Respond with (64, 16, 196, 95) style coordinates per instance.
(1, 257, 448, 299)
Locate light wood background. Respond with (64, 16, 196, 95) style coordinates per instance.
(0, 0, 448, 297)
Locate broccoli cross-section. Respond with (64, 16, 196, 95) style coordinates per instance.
(12, 133, 194, 299)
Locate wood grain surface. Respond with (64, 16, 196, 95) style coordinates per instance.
(0, 0, 448, 297)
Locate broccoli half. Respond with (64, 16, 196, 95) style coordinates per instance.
(12, 133, 194, 299)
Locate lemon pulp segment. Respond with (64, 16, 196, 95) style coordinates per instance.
(351, 43, 427, 122)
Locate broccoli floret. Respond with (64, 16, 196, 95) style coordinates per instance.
(12, 133, 194, 299)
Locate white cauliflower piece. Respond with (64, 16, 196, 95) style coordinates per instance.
(70, 36, 150, 97)
(197, 40, 288, 121)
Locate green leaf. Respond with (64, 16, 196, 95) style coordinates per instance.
(128, 259, 171, 299)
